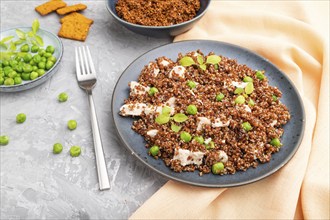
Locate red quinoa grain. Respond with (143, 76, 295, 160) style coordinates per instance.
(115, 0, 201, 26)
(119, 50, 291, 176)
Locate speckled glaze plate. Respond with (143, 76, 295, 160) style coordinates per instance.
(111, 40, 305, 188)
(0, 27, 63, 92)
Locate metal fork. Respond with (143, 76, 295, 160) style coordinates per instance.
(75, 46, 110, 190)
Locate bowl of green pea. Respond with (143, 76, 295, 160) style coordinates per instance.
(0, 22, 63, 92)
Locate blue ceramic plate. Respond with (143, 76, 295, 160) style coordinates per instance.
(0, 27, 63, 92)
(111, 40, 305, 187)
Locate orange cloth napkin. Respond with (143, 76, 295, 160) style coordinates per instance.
(130, 1, 329, 219)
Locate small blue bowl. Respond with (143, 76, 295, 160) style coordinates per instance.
(106, 0, 211, 38)
(0, 27, 63, 92)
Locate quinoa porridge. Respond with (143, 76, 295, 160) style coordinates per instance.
(119, 50, 291, 176)
(115, 0, 201, 26)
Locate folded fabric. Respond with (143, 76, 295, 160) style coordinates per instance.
(130, 1, 329, 219)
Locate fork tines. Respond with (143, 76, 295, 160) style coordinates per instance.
(75, 46, 96, 78)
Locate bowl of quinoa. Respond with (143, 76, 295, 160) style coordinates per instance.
(106, 0, 211, 38)
(112, 40, 305, 187)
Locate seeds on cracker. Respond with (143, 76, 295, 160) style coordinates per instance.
(35, 0, 67, 16)
(56, 3, 87, 15)
(58, 20, 92, 41)
(60, 12, 94, 25)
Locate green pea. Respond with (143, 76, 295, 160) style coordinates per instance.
(58, 92, 68, 102)
(21, 73, 30, 80)
(31, 45, 39, 53)
(47, 56, 57, 63)
(9, 60, 18, 67)
(180, 131, 192, 143)
(46, 45, 55, 54)
(33, 54, 42, 63)
(186, 104, 197, 115)
(8, 71, 17, 78)
(67, 120, 77, 130)
(20, 44, 29, 52)
(15, 64, 23, 73)
(0, 135, 10, 146)
(45, 61, 54, 70)
(216, 93, 225, 101)
(0, 77, 4, 85)
(149, 145, 159, 156)
(30, 71, 38, 80)
(256, 70, 265, 80)
(4, 78, 14, 85)
(37, 69, 45, 77)
(14, 76, 22, 85)
(32, 66, 38, 71)
(272, 95, 278, 102)
(38, 62, 46, 69)
(41, 57, 47, 62)
(53, 143, 63, 154)
(193, 136, 204, 144)
(29, 60, 36, 66)
(23, 53, 33, 63)
(16, 113, 26, 123)
(23, 64, 32, 73)
(2, 60, 9, 66)
(44, 52, 52, 58)
(186, 80, 196, 89)
(243, 76, 253, 82)
(242, 122, 252, 131)
(70, 146, 81, 157)
(148, 87, 158, 96)
(4, 66, 12, 75)
(14, 56, 22, 62)
(212, 162, 224, 174)
(270, 138, 282, 147)
(235, 95, 245, 104)
(38, 49, 46, 56)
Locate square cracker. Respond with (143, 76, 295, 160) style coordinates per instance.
(60, 12, 93, 25)
(56, 3, 87, 15)
(58, 21, 92, 41)
(35, 0, 67, 16)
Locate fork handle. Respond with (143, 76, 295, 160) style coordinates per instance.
(88, 92, 110, 190)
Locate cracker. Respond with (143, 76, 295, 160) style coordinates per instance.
(60, 12, 94, 25)
(56, 3, 87, 15)
(58, 21, 92, 41)
(35, 0, 67, 16)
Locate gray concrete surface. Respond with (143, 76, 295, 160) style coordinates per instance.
(0, 1, 171, 219)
